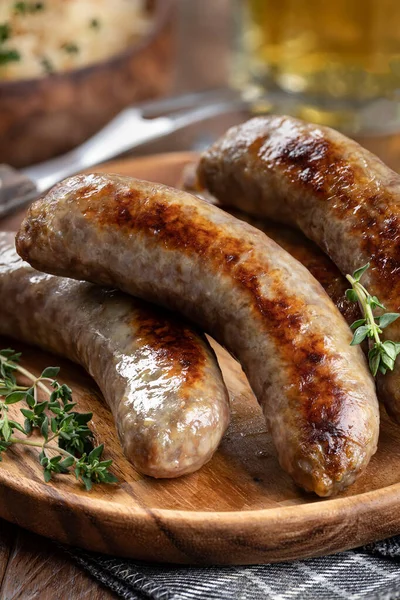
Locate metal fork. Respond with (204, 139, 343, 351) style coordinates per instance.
(0, 88, 246, 218)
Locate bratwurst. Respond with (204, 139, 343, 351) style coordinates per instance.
(181, 163, 358, 325)
(197, 115, 400, 422)
(16, 174, 379, 496)
(0, 232, 229, 478)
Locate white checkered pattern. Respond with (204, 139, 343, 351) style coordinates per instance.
(68, 536, 400, 600)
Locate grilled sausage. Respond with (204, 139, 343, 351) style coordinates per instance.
(16, 174, 379, 496)
(181, 163, 359, 325)
(197, 115, 400, 422)
(0, 232, 229, 478)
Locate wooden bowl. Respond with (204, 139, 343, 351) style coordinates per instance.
(0, 0, 175, 168)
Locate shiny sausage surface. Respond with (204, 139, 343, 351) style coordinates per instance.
(0, 232, 229, 478)
(181, 163, 359, 325)
(16, 174, 379, 496)
(198, 116, 400, 422)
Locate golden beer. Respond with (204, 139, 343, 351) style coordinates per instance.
(243, 0, 400, 102)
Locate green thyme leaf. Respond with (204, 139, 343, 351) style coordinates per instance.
(41, 366, 60, 379)
(20, 408, 34, 420)
(5, 390, 27, 404)
(88, 443, 104, 463)
(59, 456, 75, 470)
(352, 263, 370, 282)
(1, 420, 11, 442)
(34, 401, 48, 416)
(8, 420, 26, 435)
(102, 472, 118, 484)
(350, 325, 371, 346)
(376, 313, 400, 329)
(369, 295, 386, 310)
(350, 318, 367, 330)
(368, 347, 381, 377)
(380, 351, 395, 371)
(25, 389, 35, 407)
(345, 289, 358, 303)
(0, 349, 21, 361)
(82, 476, 92, 491)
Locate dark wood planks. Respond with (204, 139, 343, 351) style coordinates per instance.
(0, 521, 16, 590)
(0, 523, 116, 599)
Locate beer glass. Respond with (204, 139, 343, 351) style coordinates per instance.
(234, 0, 400, 133)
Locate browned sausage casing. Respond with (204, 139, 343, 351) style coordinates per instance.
(0, 232, 230, 478)
(16, 174, 379, 496)
(197, 116, 400, 422)
(181, 163, 359, 326)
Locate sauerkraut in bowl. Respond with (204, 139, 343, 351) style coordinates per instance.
(0, 0, 151, 80)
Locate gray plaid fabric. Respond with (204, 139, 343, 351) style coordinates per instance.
(67, 536, 400, 600)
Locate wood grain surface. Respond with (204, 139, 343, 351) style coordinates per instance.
(1, 152, 400, 567)
(0, 521, 115, 600)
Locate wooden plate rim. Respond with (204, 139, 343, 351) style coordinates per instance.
(3, 151, 399, 527)
(2, 466, 400, 525)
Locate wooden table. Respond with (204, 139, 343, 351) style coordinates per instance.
(0, 521, 115, 599)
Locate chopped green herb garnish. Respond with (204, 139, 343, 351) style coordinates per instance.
(0, 23, 20, 65)
(0, 23, 11, 43)
(40, 56, 54, 74)
(14, 2, 44, 14)
(62, 42, 79, 54)
(89, 18, 100, 29)
(0, 49, 20, 65)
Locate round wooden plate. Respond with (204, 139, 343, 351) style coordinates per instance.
(1, 152, 400, 565)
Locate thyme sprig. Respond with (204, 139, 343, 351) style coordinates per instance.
(0, 349, 117, 491)
(346, 263, 400, 376)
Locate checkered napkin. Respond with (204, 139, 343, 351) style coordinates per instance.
(68, 536, 400, 600)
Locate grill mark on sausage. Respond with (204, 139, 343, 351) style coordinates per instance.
(251, 121, 400, 308)
(133, 304, 207, 391)
(181, 164, 359, 326)
(261, 226, 359, 325)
